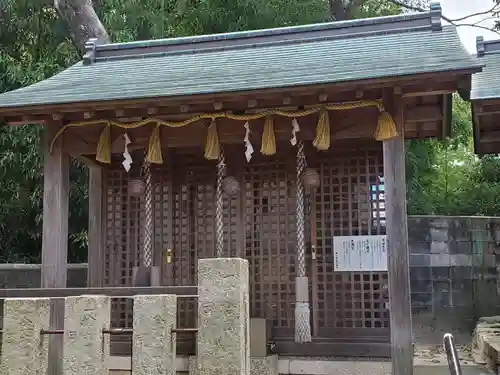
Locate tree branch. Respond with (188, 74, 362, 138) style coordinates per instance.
(457, 23, 500, 35)
(451, 4, 500, 22)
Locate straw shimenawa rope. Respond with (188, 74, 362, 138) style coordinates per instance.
(147, 124, 163, 164)
(261, 115, 276, 156)
(204, 119, 221, 160)
(49, 100, 397, 162)
(95, 122, 111, 163)
(312, 109, 330, 151)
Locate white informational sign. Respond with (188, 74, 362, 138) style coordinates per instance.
(333, 235, 388, 272)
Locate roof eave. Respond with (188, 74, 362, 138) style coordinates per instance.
(0, 65, 485, 118)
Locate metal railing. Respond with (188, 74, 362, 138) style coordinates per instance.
(444, 333, 462, 375)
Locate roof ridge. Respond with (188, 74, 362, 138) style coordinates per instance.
(82, 2, 443, 65)
(476, 36, 500, 57)
(96, 24, 438, 64)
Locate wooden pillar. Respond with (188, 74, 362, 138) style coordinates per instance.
(383, 91, 413, 375)
(41, 122, 70, 375)
(88, 165, 105, 287)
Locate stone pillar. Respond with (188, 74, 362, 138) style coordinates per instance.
(1, 298, 50, 375)
(197, 258, 250, 375)
(133, 294, 177, 375)
(62, 295, 110, 375)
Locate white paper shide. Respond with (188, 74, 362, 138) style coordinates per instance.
(333, 235, 388, 272)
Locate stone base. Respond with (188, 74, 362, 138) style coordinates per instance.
(188, 356, 278, 375)
(197, 258, 250, 375)
(107, 355, 489, 375)
(251, 356, 279, 375)
(473, 316, 500, 370)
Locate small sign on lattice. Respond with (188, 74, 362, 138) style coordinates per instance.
(333, 235, 388, 272)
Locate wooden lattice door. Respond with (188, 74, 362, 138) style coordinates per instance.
(308, 146, 390, 341)
(243, 152, 297, 336)
(103, 144, 390, 355)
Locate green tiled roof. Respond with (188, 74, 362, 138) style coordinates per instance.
(0, 3, 482, 110)
(471, 38, 500, 100)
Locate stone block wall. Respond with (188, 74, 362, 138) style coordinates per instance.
(409, 216, 500, 344)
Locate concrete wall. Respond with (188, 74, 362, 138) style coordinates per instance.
(0, 263, 87, 289)
(0, 216, 499, 345)
(408, 216, 500, 344)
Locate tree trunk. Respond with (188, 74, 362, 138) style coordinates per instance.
(54, 0, 109, 53)
(329, 0, 365, 21)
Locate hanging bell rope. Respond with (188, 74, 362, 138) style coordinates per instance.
(294, 139, 312, 343)
(147, 124, 163, 164)
(312, 109, 330, 151)
(96, 122, 111, 163)
(134, 149, 154, 286)
(260, 115, 276, 156)
(215, 147, 226, 257)
(204, 119, 221, 160)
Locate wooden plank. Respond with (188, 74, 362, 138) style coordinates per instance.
(404, 104, 442, 123)
(42, 122, 70, 375)
(42, 122, 70, 303)
(88, 166, 105, 287)
(382, 92, 413, 375)
(475, 109, 500, 116)
(0, 286, 197, 298)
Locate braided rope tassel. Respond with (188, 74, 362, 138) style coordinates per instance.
(215, 147, 226, 257)
(295, 140, 312, 343)
(296, 141, 306, 278)
(142, 152, 154, 268)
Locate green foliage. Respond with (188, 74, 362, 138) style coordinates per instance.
(0, 0, 82, 262)
(406, 94, 500, 217)
(0, 0, 498, 263)
(100, 0, 331, 42)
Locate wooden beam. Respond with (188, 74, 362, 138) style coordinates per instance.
(404, 105, 442, 123)
(477, 141, 500, 154)
(475, 109, 500, 117)
(479, 130, 500, 143)
(0, 286, 197, 298)
(403, 88, 455, 98)
(42, 122, 70, 375)
(477, 98, 500, 107)
(382, 91, 413, 375)
(87, 166, 105, 287)
(61, 102, 441, 156)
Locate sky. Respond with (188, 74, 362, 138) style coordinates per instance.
(440, 0, 498, 53)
